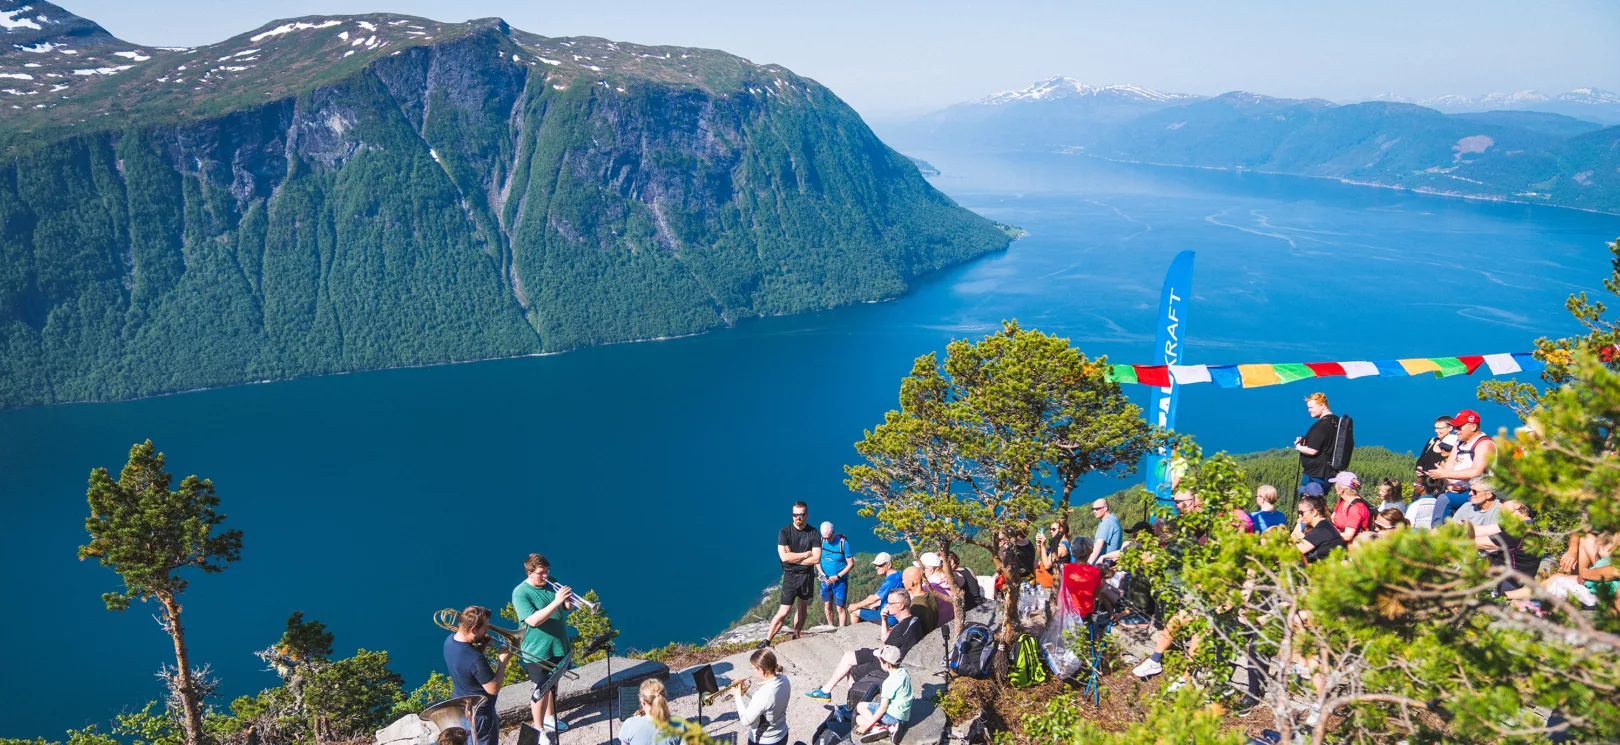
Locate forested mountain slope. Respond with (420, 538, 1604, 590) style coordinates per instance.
(0, 3, 1011, 408)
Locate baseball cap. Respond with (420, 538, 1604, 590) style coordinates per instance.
(877, 645, 904, 666)
(919, 552, 943, 568)
(872, 552, 893, 566)
(1452, 409, 1481, 427)
(1329, 471, 1360, 488)
(1299, 482, 1325, 497)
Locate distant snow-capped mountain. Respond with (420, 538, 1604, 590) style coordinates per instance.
(879, 76, 1203, 151)
(975, 76, 1198, 106)
(1357, 88, 1620, 124)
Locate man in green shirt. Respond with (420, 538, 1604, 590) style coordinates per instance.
(513, 554, 575, 737)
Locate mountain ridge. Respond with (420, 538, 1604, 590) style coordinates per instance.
(0, 3, 1012, 409)
(885, 76, 1620, 214)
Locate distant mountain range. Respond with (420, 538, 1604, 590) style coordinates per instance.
(1365, 88, 1620, 124)
(882, 77, 1620, 213)
(0, 1, 1010, 408)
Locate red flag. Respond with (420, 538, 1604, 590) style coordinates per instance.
(1304, 362, 1346, 377)
(1134, 365, 1172, 387)
(1457, 355, 1486, 374)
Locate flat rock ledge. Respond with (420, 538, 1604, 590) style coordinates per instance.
(379, 625, 951, 745)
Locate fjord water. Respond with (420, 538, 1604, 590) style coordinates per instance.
(2, 152, 1616, 736)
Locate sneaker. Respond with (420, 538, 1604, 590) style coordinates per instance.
(756, 638, 772, 649)
(542, 718, 569, 734)
(859, 724, 893, 743)
(1131, 658, 1163, 678)
(804, 688, 832, 700)
(1165, 676, 1187, 693)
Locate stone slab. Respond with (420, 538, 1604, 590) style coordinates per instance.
(495, 656, 669, 726)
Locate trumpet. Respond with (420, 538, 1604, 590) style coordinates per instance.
(703, 677, 750, 705)
(548, 579, 598, 611)
(433, 608, 566, 671)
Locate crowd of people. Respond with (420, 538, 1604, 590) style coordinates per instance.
(429, 393, 1619, 745)
(1123, 394, 1620, 689)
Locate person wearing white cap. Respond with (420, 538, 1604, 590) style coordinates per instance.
(854, 645, 912, 742)
(850, 552, 904, 625)
(1328, 471, 1371, 543)
(918, 551, 955, 631)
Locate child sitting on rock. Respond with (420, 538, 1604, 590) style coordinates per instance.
(855, 645, 911, 743)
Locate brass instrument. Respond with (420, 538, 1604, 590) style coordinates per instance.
(703, 677, 750, 705)
(547, 579, 599, 611)
(433, 608, 567, 671)
(419, 695, 481, 734)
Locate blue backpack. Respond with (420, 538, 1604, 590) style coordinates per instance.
(949, 623, 996, 679)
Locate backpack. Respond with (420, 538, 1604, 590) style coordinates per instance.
(1008, 633, 1048, 688)
(949, 623, 995, 679)
(1331, 415, 1355, 471)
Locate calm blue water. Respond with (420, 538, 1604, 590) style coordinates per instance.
(2, 152, 1615, 737)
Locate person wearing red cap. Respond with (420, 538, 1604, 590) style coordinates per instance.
(1425, 409, 1496, 520)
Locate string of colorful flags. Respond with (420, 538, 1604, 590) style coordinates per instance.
(1105, 352, 1546, 389)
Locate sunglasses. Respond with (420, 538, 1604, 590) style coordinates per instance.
(792, 512, 808, 518)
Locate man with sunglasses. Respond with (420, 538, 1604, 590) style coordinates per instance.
(1087, 498, 1123, 564)
(762, 501, 822, 648)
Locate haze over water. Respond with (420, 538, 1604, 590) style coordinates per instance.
(2, 152, 1615, 737)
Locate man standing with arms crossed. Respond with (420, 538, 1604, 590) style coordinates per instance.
(513, 554, 575, 738)
(818, 521, 854, 627)
(762, 501, 822, 647)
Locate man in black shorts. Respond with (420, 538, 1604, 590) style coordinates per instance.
(803, 590, 925, 700)
(762, 501, 822, 647)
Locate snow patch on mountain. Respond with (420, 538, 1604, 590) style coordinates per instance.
(250, 20, 342, 43)
(976, 76, 1197, 105)
(0, 7, 43, 31)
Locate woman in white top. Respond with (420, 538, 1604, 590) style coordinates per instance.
(620, 678, 688, 745)
(727, 648, 790, 745)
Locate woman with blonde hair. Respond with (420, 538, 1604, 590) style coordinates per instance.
(620, 678, 688, 745)
(727, 648, 790, 745)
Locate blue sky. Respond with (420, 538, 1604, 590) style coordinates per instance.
(64, 0, 1620, 120)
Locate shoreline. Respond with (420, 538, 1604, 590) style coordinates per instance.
(1074, 152, 1620, 217)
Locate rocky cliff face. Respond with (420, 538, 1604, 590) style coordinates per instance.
(0, 8, 1010, 408)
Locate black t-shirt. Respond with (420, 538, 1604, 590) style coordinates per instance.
(777, 524, 822, 574)
(1301, 521, 1345, 563)
(1300, 415, 1340, 478)
(1487, 530, 1538, 576)
(444, 634, 495, 699)
(885, 615, 927, 656)
(1003, 540, 1036, 579)
(953, 568, 983, 608)
(1415, 436, 1449, 474)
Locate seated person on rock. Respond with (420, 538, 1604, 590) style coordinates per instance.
(620, 678, 690, 745)
(850, 552, 905, 625)
(803, 590, 925, 700)
(855, 645, 912, 743)
(902, 566, 939, 633)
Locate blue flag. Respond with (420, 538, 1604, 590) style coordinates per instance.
(1143, 251, 1194, 510)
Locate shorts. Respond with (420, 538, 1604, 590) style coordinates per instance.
(849, 648, 882, 683)
(820, 576, 848, 606)
(525, 658, 566, 702)
(781, 571, 814, 604)
(857, 702, 900, 727)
